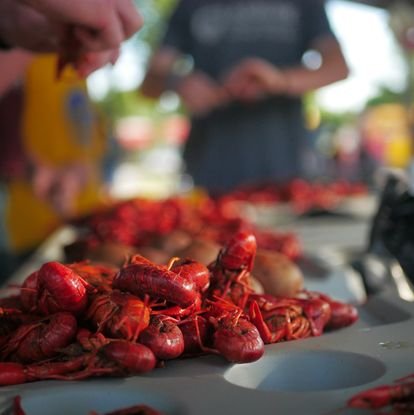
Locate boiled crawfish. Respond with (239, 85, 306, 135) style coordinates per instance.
(248, 293, 332, 344)
(346, 374, 414, 414)
(206, 299, 264, 363)
(0, 312, 77, 363)
(85, 290, 150, 341)
(113, 257, 198, 308)
(139, 315, 184, 360)
(20, 262, 92, 315)
(207, 230, 257, 308)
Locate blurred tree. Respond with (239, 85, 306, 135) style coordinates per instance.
(94, 1, 180, 122)
(133, 0, 178, 48)
(365, 86, 405, 107)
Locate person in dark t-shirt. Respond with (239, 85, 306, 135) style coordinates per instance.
(141, 0, 349, 195)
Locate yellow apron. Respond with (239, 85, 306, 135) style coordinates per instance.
(6, 55, 107, 252)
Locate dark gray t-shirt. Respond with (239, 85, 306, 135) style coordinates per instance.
(162, 0, 335, 194)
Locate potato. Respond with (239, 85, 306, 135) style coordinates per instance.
(252, 249, 304, 297)
(175, 238, 221, 265)
(249, 275, 264, 294)
(153, 230, 193, 254)
(85, 242, 136, 267)
(135, 246, 170, 265)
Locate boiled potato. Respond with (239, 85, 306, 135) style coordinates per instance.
(175, 238, 221, 266)
(252, 249, 304, 297)
(153, 230, 193, 254)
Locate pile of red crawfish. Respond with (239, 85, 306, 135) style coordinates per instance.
(219, 178, 367, 214)
(0, 230, 358, 386)
(65, 193, 302, 261)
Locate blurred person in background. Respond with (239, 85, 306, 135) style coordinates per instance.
(0, 50, 110, 283)
(141, 0, 349, 195)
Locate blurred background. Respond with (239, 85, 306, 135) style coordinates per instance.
(86, 0, 414, 199)
(3, 0, 414, 283)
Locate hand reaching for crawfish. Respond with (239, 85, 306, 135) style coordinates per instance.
(2, 0, 142, 77)
(57, 26, 120, 78)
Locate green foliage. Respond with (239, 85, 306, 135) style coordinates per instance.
(133, 0, 178, 48)
(365, 86, 405, 107)
(96, 90, 160, 121)
(320, 109, 358, 130)
(94, 1, 180, 118)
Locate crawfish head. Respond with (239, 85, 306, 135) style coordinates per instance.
(139, 315, 184, 360)
(217, 230, 257, 272)
(298, 297, 331, 337)
(86, 290, 150, 341)
(21, 262, 89, 315)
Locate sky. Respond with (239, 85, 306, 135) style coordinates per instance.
(87, 0, 408, 113)
(317, 0, 407, 112)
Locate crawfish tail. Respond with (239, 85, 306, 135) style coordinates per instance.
(214, 318, 264, 363)
(218, 230, 257, 272)
(113, 263, 197, 307)
(102, 341, 156, 374)
(170, 259, 210, 293)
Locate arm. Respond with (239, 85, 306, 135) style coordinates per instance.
(283, 36, 349, 96)
(0, 50, 32, 97)
(141, 47, 228, 116)
(224, 35, 349, 101)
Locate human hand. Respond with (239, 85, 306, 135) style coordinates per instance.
(223, 58, 291, 102)
(1, 0, 142, 75)
(176, 72, 229, 116)
(74, 49, 120, 78)
(57, 38, 120, 79)
(31, 161, 92, 218)
(21, 0, 143, 51)
(0, 0, 59, 52)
